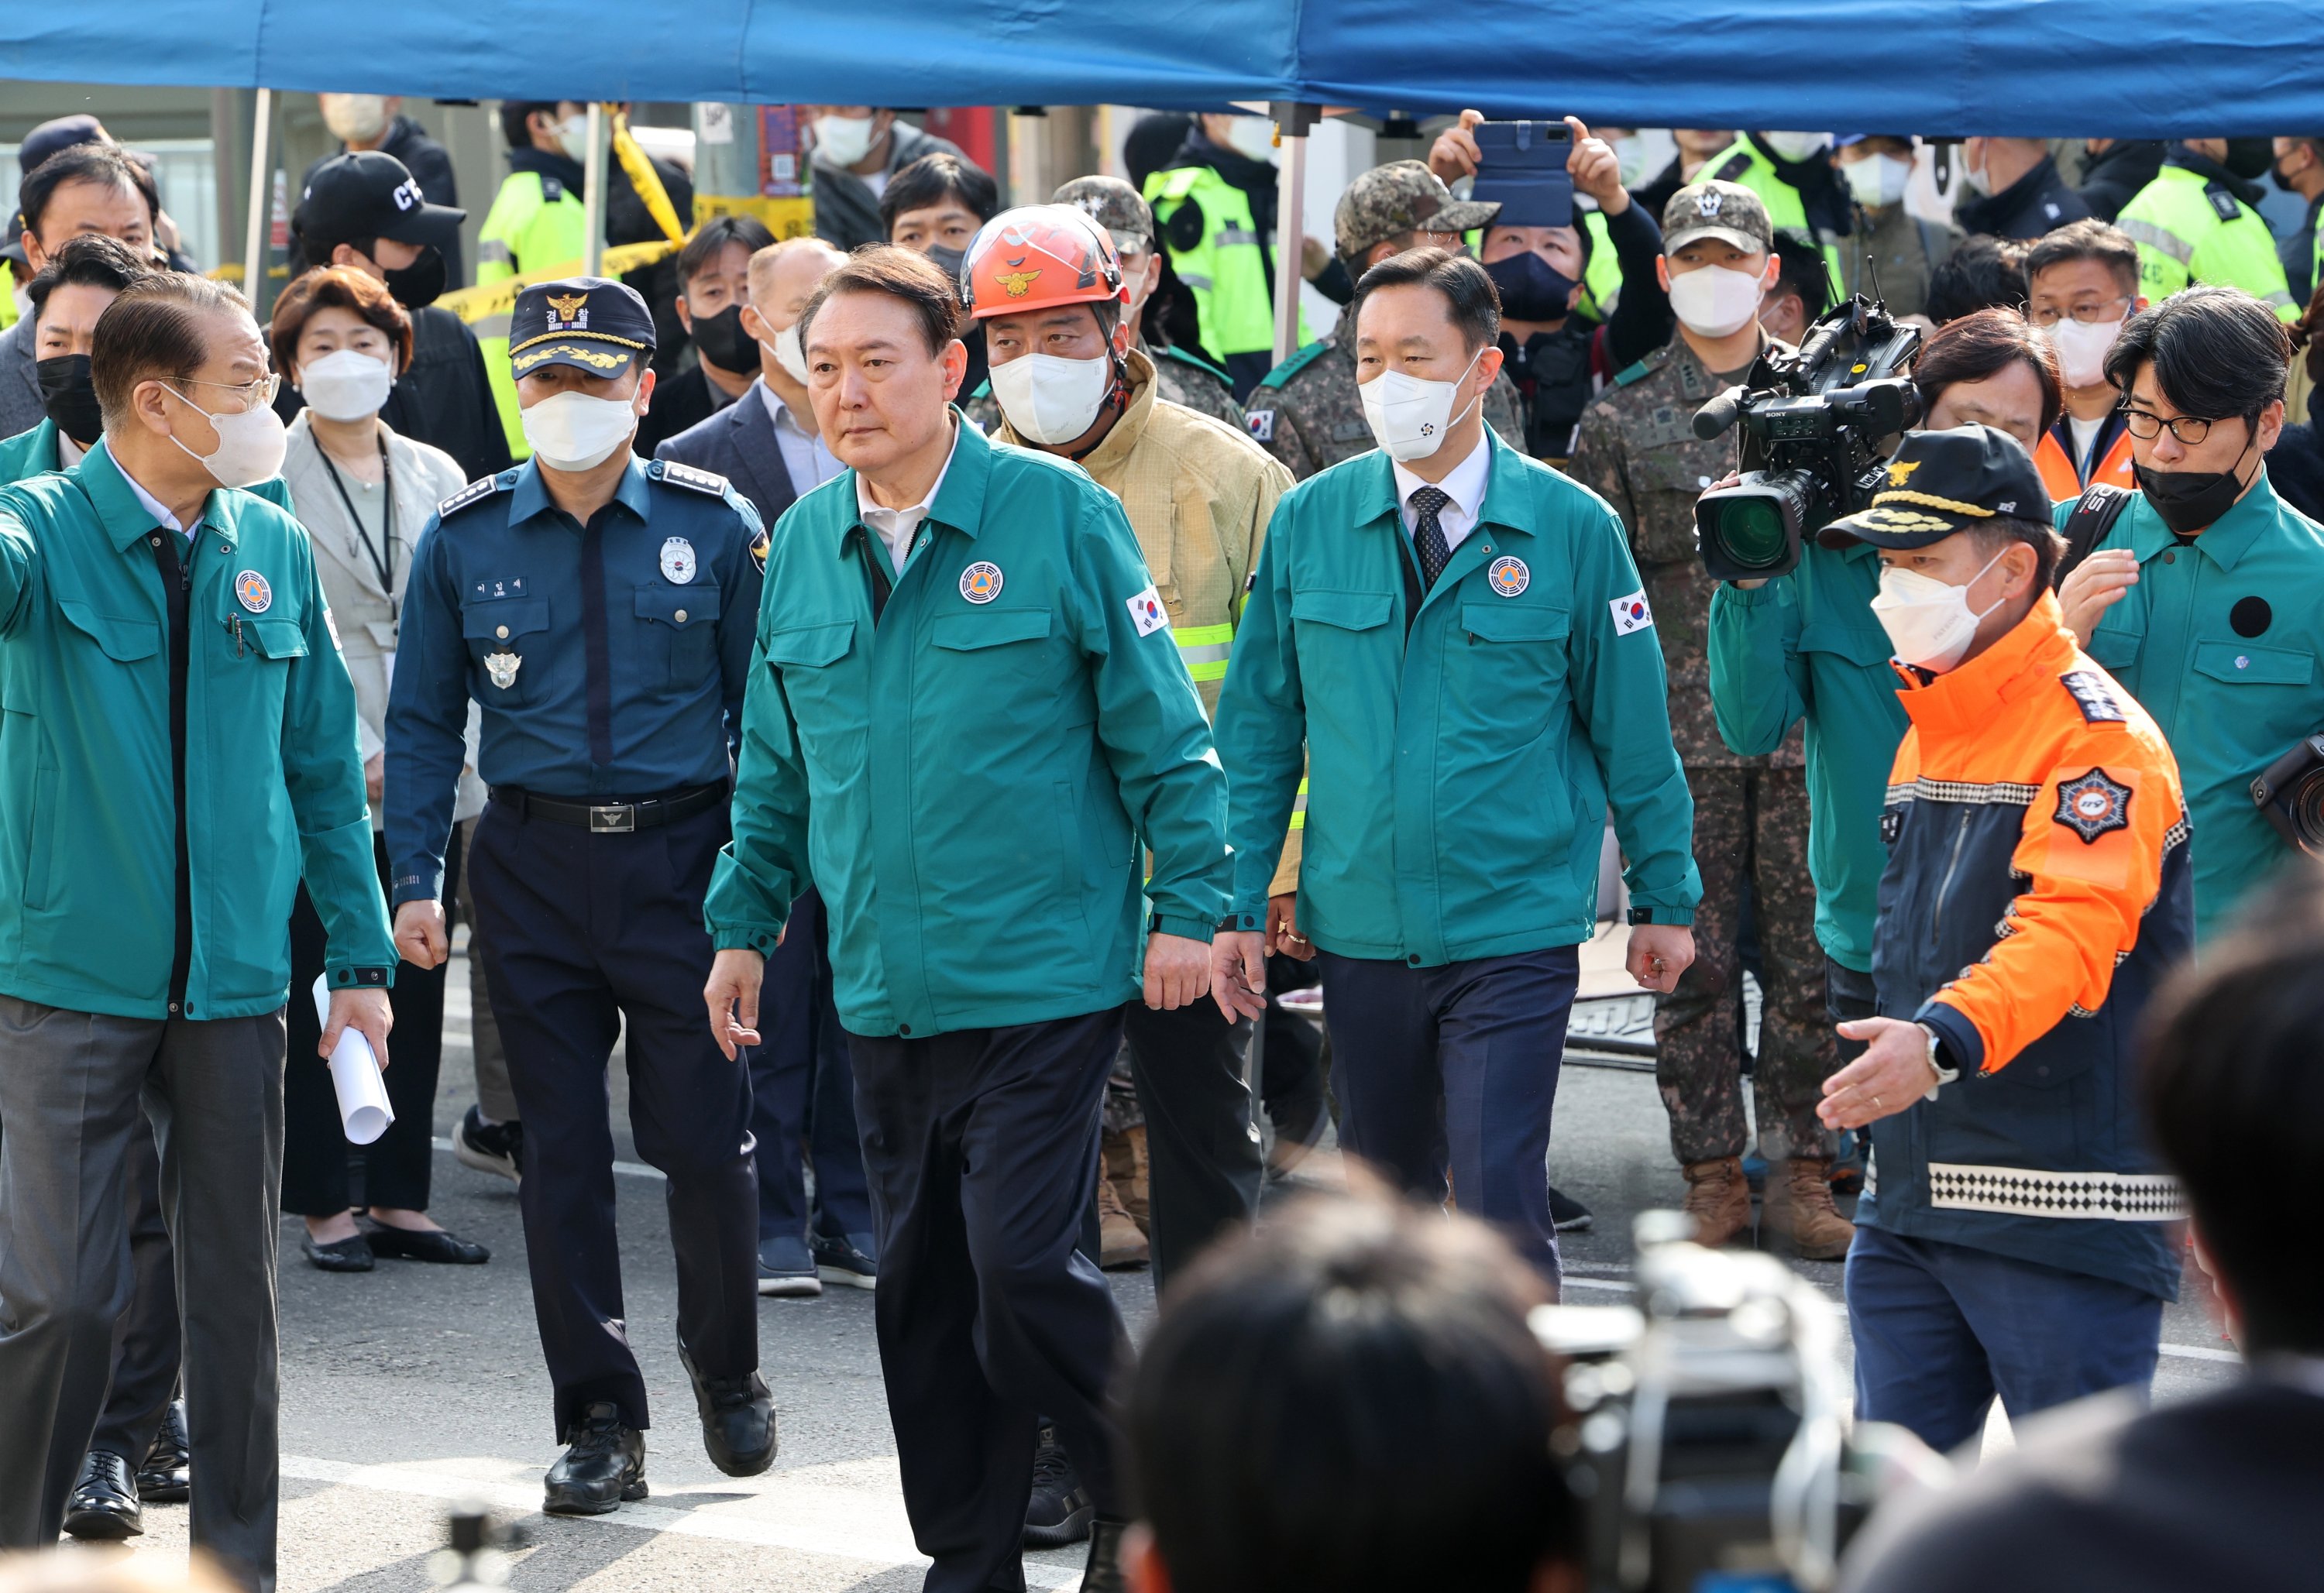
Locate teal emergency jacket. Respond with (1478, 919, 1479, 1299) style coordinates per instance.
(706, 416, 1228, 1036)
(0, 441, 393, 1020)
(1213, 429, 1700, 961)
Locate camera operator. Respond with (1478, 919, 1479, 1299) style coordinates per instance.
(1758, 228, 1832, 348)
(1116, 1186, 1579, 1593)
(1813, 424, 2192, 1455)
(1570, 183, 1849, 1256)
(1838, 867, 2324, 1593)
(2053, 286, 2324, 942)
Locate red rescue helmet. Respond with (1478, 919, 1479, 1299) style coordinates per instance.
(960, 204, 1127, 321)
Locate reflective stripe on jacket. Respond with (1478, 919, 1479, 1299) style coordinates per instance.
(2116, 163, 2297, 319)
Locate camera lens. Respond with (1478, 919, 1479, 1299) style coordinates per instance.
(1710, 497, 1793, 571)
(2291, 767, 2324, 854)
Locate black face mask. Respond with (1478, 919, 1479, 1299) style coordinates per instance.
(2134, 432, 2257, 536)
(380, 245, 446, 310)
(36, 354, 104, 448)
(1483, 251, 1580, 324)
(689, 303, 757, 375)
(924, 243, 967, 281)
(2224, 138, 2278, 183)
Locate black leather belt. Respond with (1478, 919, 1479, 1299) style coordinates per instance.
(492, 781, 727, 833)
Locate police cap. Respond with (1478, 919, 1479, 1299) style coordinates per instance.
(510, 276, 656, 379)
(1818, 425, 2052, 549)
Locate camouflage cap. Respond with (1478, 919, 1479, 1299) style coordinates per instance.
(1333, 160, 1502, 265)
(1054, 175, 1155, 254)
(1662, 180, 1772, 255)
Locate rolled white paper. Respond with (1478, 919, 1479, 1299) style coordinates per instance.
(313, 976, 393, 1145)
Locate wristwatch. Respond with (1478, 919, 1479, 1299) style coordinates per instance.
(1917, 1023, 1959, 1100)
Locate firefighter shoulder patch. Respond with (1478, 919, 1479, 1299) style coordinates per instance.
(2060, 670, 2126, 724)
(2054, 767, 2134, 844)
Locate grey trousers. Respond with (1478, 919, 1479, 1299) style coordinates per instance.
(456, 813, 517, 1122)
(0, 995, 287, 1592)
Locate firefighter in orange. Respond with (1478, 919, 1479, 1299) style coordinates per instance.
(1810, 425, 2194, 1455)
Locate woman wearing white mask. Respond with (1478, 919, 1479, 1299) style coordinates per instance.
(270, 266, 491, 1272)
(1833, 136, 1958, 320)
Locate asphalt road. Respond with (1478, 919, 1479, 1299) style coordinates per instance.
(93, 939, 2236, 1591)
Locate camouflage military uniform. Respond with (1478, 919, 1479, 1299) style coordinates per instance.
(1567, 335, 1834, 1169)
(1243, 300, 1529, 480)
(1148, 341, 1246, 430)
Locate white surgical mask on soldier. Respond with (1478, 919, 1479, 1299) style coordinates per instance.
(1224, 117, 1279, 166)
(520, 390, 638, 472)
(1868, 547, 2009, 672)
(768, 321, 810, 385)
(1761, 132, 1834, 163)
(1843, 154, 1913, 210)
(989, 351, 1114, 445)
(1668, 263, 1767, 338)
(320, 94, 391, 145)
(814, 114, 878, 168)
(1357, 347, 1483, 462)
(297, 348, 395, 422)
(554, 113, 591, 164)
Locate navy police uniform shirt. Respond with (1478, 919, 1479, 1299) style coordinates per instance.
(385, 453, 765, 905)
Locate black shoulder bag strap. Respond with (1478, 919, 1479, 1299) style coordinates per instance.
(2054, 483, 2137, 589)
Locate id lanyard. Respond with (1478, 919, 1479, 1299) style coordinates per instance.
(315, 431, 398, 618)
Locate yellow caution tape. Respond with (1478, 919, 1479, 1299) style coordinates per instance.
(609, 106, 687, 245)
(694, 193, 820, 240)
(436, 238, 681, 326)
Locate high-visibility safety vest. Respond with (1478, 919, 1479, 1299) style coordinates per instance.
(2035, 425, 2137, 503)
(473, 170, 590, 458)
(1143, 164, 1309, 366)
(1699, 139, 1844, 286)
(2116, 165, 2298, 321)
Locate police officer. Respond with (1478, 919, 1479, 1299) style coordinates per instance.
(1052, 177, 1246, 431)
(1694, 131, 1850, 280)
(1212, 247, 1700, 1282)
(1140, 112, 1314, 396)
(702, 244, 1228, 1593)
(1243, 162, 1521, 482)
(2116, 141, 2297, 321)
(0, 272, 394, 1589)
(385, 277, 774, 1514)
(1569, 181, 1852, 1258)
(2056, 286, 2324, 941)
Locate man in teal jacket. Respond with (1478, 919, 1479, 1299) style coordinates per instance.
(701, 246, 1226, 1593)
(1212, 248, 1699, 1281)
(0, 273, 393, 1590)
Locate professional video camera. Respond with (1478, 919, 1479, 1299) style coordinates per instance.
(2254, 733, 2324, 856)
(1533, 1215, 1948, 1593)
(1691, 296, 1923, 582)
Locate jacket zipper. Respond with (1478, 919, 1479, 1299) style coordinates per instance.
(1928, 807, 1973, 953)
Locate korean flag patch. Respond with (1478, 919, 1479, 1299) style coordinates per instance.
(1127, 585, 1170, 637)
(1609, 589, 1655, 635)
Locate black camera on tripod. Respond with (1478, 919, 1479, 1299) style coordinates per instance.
(1690, 297, 1923, 582)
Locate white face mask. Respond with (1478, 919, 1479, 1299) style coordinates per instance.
(321, 94, 391, 145)
(1762, 132, 1834, 163)
(554, 112, 591, 164)
(768, 321, 810, 385)
(990, 351, 1114, 445)
(164, 386, 288, 489)
(1959, 152, 1991, 196)
(814, 114, 878, 168)
(298, 348, 394, 422)
(1843, 153, 1913, 210)
(2047, 314, 2126, 390)
(1222, 117, 1278, 166)
(1668, 263, 1768, 338)
(1869, 546, 2009, 672)
(1357, 347, 1483, 462)
(520, 389, 638, 472)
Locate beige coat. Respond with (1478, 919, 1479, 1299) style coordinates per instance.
(280, 410, 484, 827)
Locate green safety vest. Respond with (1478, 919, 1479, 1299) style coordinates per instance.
(2116, 164, 2298, 321)
(1700, 139, 1844, 287)
(0, 260, 15, 331)
(474, 170, 592, 458)
(1143, 164, 1308, 364)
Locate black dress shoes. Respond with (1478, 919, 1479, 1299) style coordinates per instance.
(679, 1339, 777, 1477)
(363, 1222, 491, 1264)
(62, 1451, 142, 1540)
(303, 1232, 374, 1272)
(1081, 1518, 1130, 1593)
(138, 1400, 191, 1502)
(543, 1402, 648, 1515)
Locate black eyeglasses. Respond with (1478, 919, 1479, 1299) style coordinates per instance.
(2120, 405, 2238, 446)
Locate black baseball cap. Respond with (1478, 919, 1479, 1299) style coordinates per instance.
(294, 151, 464, 253)
(1817, 425, 2052, 549)
(18, 115, 107, 183)
(510, 277, 656, 378)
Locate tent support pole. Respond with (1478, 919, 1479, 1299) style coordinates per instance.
(1270, 102, 1319, 368)
(583, 103, 607, 276)
(242, 88, 272, 300)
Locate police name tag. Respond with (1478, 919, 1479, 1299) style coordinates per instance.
(1127, 585, 1170, 637)
(1609, 590, 1655, 635)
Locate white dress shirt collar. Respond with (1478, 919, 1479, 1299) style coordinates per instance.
(855, 420, 959, 576)
(1391, 429, 1494, 554)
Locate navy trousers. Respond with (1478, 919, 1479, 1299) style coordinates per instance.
(751, 886, 873, 1249)
(848, 1009, 1129, 1593)
(467, 798, 761, 1438)
(1846, 1225, 2164, 1454)
(1317, 947, 1580, 1278)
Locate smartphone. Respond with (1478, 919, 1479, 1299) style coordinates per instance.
(1470, 121, 1574, 230)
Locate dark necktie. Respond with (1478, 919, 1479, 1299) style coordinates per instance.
(1409, 485, 1452, 589)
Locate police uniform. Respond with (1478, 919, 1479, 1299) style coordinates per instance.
(1820, 429, 2192, 1453)
(1142, 136, 1312, 393)
(2116, 146, 2298, 321)
(384, 280, 770, 1496)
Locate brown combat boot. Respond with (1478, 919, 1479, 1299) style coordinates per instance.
(1765, 1157, 1856, 1261)
(1096, 1171, 1150, 1270)
(1680, 1155, 1752, 1247)
(1103, 1124, 1152, 1234)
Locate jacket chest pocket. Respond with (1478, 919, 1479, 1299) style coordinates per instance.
(928, 607, 1057, 694)
(635, 582, 721, 691)
(1290, 589, 1394, 674)
(765, 619, 859, 737)
(1446, 602, 1570, 731)
(1628, 448, 1721, 564)
(56, 600, 161, 668)
(462, 597, 550, 707)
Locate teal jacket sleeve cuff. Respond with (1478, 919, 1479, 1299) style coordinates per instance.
(1153, 914, 1217, 942)
(325, 965, 397, 990)
(1718, 579, 1783, 608)
(711, 924, 787, 956)
(1631, 905, 1697, 927)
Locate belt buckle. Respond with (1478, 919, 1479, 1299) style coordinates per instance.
(589, 804, 636, 833)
